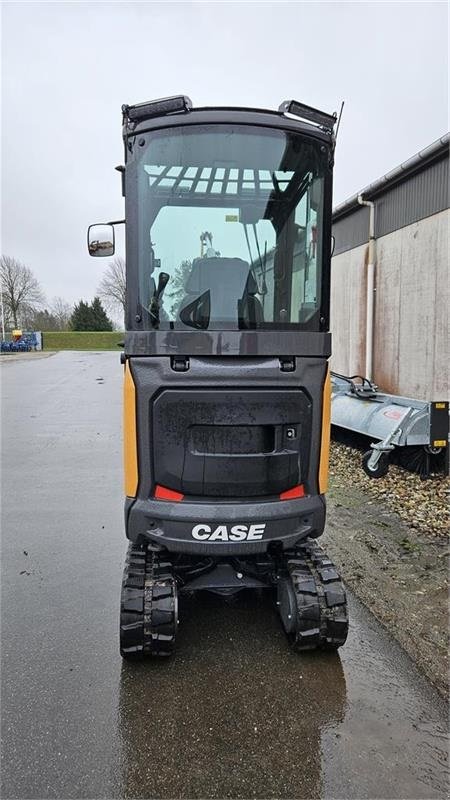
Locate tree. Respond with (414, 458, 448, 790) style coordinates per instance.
(24, 298, 72, 331)
(70, 298, 113, 331)
(0, 255, 45, 329)
(50, 296, 72, 330)
(167, 259, 192, 317)
(97, 257, 126, 323)
(26, 309, 60, 331)
(70, 300, 92, 331)
(91, 296, 113, 331)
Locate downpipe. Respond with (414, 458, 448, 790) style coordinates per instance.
(358, 194, 381, 471)
(358, 194, 376, 383)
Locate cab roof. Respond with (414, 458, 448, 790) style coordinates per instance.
(121, 96, 336, 146)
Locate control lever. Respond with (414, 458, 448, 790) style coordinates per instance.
(149, 272, 170, 328)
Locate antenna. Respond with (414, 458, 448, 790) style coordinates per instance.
(335, 101, 345, 142)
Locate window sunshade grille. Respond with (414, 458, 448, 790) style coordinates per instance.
(144, 165, 296, 197)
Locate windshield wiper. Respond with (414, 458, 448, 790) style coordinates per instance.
(250, 224, 268, 296)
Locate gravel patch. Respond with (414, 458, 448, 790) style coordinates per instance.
(325, 440, 449, 697)
(330, 441, 449, 537)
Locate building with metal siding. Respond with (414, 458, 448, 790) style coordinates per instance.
(333, 134, 449, 255)
(333, 205, 369, 255)
(330, 134, 449, 402)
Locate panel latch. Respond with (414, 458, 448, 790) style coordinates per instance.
(279, 357, 296, 372)
(171, 355, 190, 372)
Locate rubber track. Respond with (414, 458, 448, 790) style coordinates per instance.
(286, 539, 348, 651)
(120, 543, 177, 658)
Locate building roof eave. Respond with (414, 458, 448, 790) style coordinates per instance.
(333, 132, 450, 221)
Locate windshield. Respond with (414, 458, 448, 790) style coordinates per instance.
(134, 125, 328, 330)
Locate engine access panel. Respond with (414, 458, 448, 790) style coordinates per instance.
(152, 388, 311, 498)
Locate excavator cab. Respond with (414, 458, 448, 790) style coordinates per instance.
(88, 96, 348, 658)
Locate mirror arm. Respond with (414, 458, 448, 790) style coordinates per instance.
(107, 219, 126, 226)
(115, 165, 125, 197)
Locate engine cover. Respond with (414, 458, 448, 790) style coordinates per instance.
(152, 388, 311, 497)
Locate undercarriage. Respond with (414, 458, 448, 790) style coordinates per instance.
(120, 539, 349, 658)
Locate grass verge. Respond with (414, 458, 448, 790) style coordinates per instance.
(42, 331, 123, 350)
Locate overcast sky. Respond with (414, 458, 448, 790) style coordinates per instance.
(2, 1, 448, 308)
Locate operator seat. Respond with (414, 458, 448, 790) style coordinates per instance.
(178, 257, 263, 329)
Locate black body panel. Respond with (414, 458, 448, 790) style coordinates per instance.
(125, 354, 327, 554)
(430, 401, 449, 446)
(124, 330, 331, 357)
(153, 388, 310, 497)
(127, 493, 326, 555)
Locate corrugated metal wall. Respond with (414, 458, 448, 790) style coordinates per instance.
(375, 157, 449, 238)
(333, 205, 369, 255)
(333, 153, 449, 255)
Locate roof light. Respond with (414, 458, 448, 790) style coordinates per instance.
(154, 484, 184, 501)
(123, 95, 192, 123)
(278, 100, 337, 131)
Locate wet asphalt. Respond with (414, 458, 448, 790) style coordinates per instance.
(1, 351, 448, 800)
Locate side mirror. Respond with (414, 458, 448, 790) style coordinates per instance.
(87, 224, 115, 257)
(331, 234, 336, 257)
